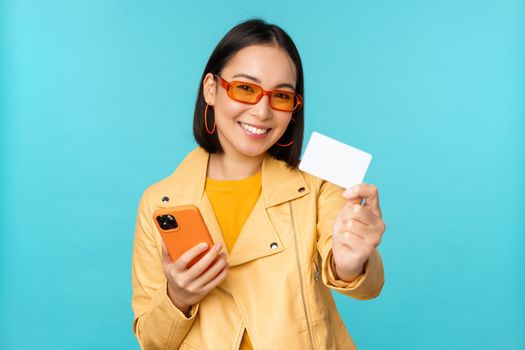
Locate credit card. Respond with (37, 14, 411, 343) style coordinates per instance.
(299, 131, 372, 189)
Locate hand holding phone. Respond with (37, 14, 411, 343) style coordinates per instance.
(152, 205, 229, 315)
(153, 204, 215, 268)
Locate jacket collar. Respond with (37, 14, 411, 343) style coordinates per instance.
(166, 146, 309, 209)
(155, 147, 310, 266)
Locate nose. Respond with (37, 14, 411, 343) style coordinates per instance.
(250, 94, 272, 120)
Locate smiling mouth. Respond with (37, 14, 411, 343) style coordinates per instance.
(238, 122, 271, 135)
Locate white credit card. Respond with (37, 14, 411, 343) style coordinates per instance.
(299, 131, 372, 189)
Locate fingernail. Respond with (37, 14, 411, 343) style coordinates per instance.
(215, 242, 222, 251)
(199, 242, 208, 250)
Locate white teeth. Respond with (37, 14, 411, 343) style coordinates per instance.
(240, 122, 268, 135)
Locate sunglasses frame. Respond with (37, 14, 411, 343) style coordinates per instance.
(215, 74, 303, 112)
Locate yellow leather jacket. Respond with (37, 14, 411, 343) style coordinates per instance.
(132, 147, 384, 349)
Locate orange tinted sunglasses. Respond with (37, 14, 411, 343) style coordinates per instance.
(215, 75, 303, 112)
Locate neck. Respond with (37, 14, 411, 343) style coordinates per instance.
(207, 151, 264, 180)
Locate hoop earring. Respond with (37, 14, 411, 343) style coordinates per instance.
(204, 104, 216, 135)
(275, 117, 296, 147)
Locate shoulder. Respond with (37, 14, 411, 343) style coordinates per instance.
(138, 147, 206, 204)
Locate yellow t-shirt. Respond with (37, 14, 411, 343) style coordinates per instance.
(205, 170, 261, 350)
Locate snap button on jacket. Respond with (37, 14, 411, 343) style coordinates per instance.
(131, 147, 385, 350)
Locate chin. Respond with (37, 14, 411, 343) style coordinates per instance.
(235, 142, 271, 158)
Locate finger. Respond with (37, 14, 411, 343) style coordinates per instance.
(201, 263, 229, 293)
(161, 240, 174, 265)
(339, 231, 371, 252)
(340, 204, 377, 225)
(338, 230, 365, 247)
(341, 188, 363, 206)
(192, 253, 228, 288)
(341, 219, 382, 246)
(341, 218, 369, 235)
(186, 243, 223, 279)
(174, 242, 210, 271)
(342, 183, 382, 218)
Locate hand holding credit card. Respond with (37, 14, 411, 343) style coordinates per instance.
(300, 132, 385, 284)
(299, 131, 372, 190)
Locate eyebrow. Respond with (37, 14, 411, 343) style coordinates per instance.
(231, 73, 296, 91)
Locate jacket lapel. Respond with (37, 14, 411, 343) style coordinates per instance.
(227, 153, 311, 266)
(157, 147, 310, 267)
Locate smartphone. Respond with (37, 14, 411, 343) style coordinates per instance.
(152, 204, 215, 269)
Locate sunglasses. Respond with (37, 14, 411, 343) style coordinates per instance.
(215, 75, 303, 112)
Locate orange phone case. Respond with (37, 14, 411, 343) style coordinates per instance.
(152, 205, 215, 269)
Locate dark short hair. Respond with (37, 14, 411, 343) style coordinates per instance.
(192, 18, 304, 169)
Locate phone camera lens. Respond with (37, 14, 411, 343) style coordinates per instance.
(156, 214, 179, 230)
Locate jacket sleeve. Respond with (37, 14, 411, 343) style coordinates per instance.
(131, 188, 199, 349)
(316, 179, 385, 300)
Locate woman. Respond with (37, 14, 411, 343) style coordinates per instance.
(132, 19, 386, 350)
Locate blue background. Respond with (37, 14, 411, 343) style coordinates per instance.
(1, 1, 524, 349)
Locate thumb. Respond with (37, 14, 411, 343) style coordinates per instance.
(342, 185, 363, 205)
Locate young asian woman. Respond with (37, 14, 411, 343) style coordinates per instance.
(131, 18, 386, 350)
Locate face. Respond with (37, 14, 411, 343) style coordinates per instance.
(203, 45, 298, 160)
